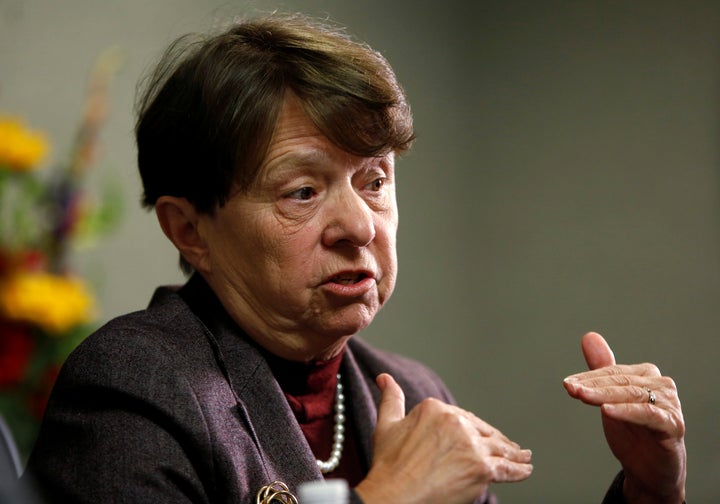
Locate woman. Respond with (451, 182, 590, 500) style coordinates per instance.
(25, 13, 685, 503)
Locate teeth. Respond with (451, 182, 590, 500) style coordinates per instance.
(332, 274, 364, 284)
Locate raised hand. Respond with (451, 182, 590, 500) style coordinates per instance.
(564, 332, 686, 504)
(355, 373, 533, 504)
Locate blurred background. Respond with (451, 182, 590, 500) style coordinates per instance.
(1, 0, 718, 501)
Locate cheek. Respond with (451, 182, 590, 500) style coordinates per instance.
(377, 215, 399, 295)
(264, 223, 322, 281)
(208, 213, 272, 278)
(381, 209, 399, 256)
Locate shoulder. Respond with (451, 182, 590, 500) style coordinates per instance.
(347, 337, 456, 405)
(60, 285, 216, 391)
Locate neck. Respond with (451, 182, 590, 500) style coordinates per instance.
(201, 274, 353, 362)
(250, 333, 351, 362)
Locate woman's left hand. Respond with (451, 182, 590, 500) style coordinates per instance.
(563, 332, 686, 504)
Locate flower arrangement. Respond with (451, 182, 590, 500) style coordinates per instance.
(0, 48, 123, 459)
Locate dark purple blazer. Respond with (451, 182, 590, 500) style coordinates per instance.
(25, 275, 625, 503)
(25, 275, 488, 503)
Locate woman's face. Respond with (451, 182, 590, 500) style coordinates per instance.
(197, 94, 398, 361)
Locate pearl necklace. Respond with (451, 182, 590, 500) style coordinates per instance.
(316, 373, 345, 473)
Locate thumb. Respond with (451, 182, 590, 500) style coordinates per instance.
(375, 373, 406, 430)
(581, 331, 616, 370)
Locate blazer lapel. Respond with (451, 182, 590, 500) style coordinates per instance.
(213, 323, 322, 492)
(179, 276, 321, 493)
(340, 347, 380, 471)
(214, 327, 385, 488)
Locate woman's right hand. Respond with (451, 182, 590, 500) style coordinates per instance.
(354, 374, 533, 504)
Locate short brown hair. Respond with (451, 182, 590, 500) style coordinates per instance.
(135, 13, 414, 214)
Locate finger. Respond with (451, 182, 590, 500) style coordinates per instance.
(481, 435, 533, 463)
(565, 383, 662, 407)
(456, 409, 510, 441)
(375, 373, 406, 430)
(489, 458, 534, 483)
(564, 362, 662, 385)
(581, 331, 616, 370)
(460, 413, 532, 463)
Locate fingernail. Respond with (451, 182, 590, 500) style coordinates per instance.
(563, 376, 578, 383)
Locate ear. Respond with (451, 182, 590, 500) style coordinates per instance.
(155, 196, 210, 273)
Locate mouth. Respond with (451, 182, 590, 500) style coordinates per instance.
(326, 271, 372, 285)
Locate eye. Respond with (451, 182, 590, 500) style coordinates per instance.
(366, 178, 385, 191)
(286, 187, 315, 200)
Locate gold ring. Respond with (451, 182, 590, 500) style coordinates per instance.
(645, 387, 656, 405)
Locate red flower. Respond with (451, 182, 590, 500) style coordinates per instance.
(0, 320, 34, 388)
(0, 249, 47, 275)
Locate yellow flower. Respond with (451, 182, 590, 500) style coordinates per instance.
(0, 116, 49, 172)
(0, 272, 95, 334)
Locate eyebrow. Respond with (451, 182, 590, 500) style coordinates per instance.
(261, 147, 394, 185)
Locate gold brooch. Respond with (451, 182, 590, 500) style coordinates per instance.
(256, 481, 299, 504)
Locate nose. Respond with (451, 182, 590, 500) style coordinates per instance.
(321, 189, 376, 248)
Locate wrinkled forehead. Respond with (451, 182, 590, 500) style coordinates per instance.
(265, 92, 324, 153)
(256, 92, 395, 177)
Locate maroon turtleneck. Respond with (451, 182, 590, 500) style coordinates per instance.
(263, 349, 365, 487)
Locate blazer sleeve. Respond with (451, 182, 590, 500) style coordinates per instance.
(24, 324, 216, 504)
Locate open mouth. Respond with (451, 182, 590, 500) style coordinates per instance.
(329, 272, 368, 285)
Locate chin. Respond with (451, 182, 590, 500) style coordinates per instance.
(315, 310, 376, 339)
(318, 321, 370, 340)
